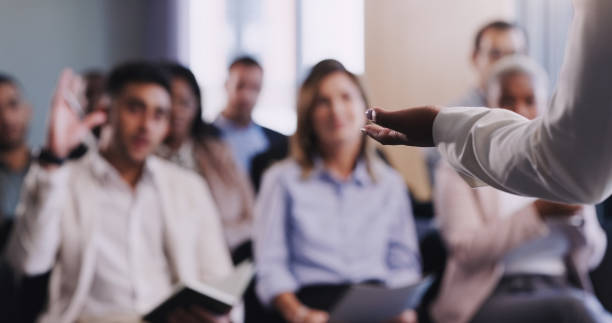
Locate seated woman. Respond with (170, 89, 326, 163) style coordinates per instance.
(431, 56, 611, 323)
(254, 59, 421, 323)
(157, 63, 255, 263)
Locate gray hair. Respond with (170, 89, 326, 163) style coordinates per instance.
(485, 55, 549, 113)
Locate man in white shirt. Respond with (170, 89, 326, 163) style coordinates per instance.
(363, 0, 612, 205)
(6, 62, 233, 323)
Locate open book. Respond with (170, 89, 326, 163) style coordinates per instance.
(329, 276, 434, 323)
(143, 261, 254, 323)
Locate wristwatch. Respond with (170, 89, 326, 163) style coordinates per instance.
(37, 148, 65, 166)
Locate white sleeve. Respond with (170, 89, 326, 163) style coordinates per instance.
(433, 0, 612, 204)
(6, 164, 68, 275)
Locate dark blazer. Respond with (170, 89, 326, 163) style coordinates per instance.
(249, 127, 289, 193)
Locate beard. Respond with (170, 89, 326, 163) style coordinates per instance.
(0, 137, 25, 152)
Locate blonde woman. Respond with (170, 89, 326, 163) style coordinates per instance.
(254, 59, 421, 323)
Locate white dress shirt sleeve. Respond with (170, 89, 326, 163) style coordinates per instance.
(7, 163, 68, 275)
(433, 0, 612, 204)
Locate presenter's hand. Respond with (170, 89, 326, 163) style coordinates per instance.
(361, 106, 440, 147)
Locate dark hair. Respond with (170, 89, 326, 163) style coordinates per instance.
(160, 62, 221, 138)
(106, 61, 171, 97)
(474, 21, 527, 54)
(0, 73, 19, 88)
(229, 55, 262, 71)
(83, 69, 105, 81)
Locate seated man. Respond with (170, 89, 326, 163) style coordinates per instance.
(0, 73, 32, 240)
(213, 56, 288, 192)
(7, 62, 233, 323)
(0, 72, 32, 323)
(431, 56, 611, 323)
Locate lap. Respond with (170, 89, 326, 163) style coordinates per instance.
(471, 276, 612, 323)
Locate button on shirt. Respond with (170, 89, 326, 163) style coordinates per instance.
(81, 153, 173, 317)
(254, 158, 421, 305)
(214, 115, 269, 174)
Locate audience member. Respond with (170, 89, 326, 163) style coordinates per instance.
(213, 56, 288, 191)
(254, 59, 421, 323)
(0, 73, 32, 230)
(158, 62, 255, 263)
(425, 20, 529, 188)
(430, 56, 611, 323)
(6, 62, 233, 323)
(455, 20, 528, 107)
(0, 73, 32, 322)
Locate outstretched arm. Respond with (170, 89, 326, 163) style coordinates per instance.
(364, 0, 612, 204)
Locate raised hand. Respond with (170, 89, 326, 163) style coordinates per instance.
(361, 106, 440, 147)
(46, 69, 106, 158)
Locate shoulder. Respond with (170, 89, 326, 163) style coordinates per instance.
(260, 126, 288, 143)
(450, 87, 486, 107)
(370, 157, 405, 188)
(259, 159, 301, 191)
(262, 159, 300, 181)
(150, 155, 204, 188)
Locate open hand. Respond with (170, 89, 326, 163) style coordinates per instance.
(361, 106, 440, 147)
(46, 69, 106, 158)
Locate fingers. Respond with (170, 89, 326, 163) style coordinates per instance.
(362, 124, 409, 145)
(82, 110, 107, 130)
(51, 68, 75, 111)
(364, 106, 440, 147)
(66, 72, 85, 115)
(365, 106, 407, 133)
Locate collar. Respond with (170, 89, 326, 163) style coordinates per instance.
(215, 113, 258, 132)
(88, 150, 157, 186)
(309, 157, 373, 187)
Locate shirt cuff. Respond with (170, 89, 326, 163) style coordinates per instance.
(386, 269, 421, 288)
(255, 271, 299, 307)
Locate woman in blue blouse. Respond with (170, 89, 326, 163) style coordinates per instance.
(254, 59, 421, 323)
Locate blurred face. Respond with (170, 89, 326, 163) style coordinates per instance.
(311, 72, 366, 150)
(490, 73, 540, 120)
(168, 77, 198, 142)
(0, 83, 31, 150)
(473, 29, 527, 83)
(225, 64, 263, 119)
(109, 82, 171, 164)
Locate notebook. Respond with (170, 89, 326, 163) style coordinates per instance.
(143, 261, 253, 323)
(329, 276, 434, 323)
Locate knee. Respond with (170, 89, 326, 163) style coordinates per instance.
(554, 293, 603, 323)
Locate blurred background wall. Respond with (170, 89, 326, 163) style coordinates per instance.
(0, 0, 573, 199)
